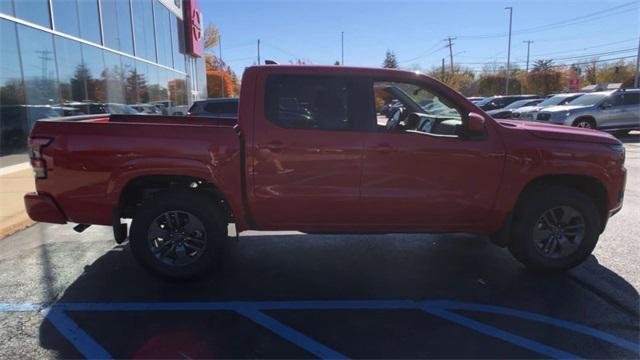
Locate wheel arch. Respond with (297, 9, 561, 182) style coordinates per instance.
(572, 116, 597, 128)
(515, 174, 608, 232)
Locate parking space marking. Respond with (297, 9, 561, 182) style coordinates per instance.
(45, 308, 111, 359)
(420, 306, 579, 359)
(236, 307, 347, 359)
(1, 300, 637, 359)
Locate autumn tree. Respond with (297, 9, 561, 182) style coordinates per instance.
(203, 23, 239, 97)
(382, 50, 398, 68)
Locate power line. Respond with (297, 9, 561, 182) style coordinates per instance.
(400, 41, 447, 64)
(458, 1, 638, 39)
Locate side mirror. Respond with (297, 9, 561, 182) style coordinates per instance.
(467, 112, 486, 133)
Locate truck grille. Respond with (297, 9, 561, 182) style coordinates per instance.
(536, 113, 551, 121)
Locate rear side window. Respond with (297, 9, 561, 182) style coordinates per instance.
(622, 93, 640, 105)
(266, 76, 356, 130)
(204, 101, 238, 114)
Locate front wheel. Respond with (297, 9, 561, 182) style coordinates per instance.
(573, 118, 596, 129)
(508, 186, 601, 271)
(130, 191, 226, 279)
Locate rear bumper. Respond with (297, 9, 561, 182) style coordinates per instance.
(24, 192, 67, 224)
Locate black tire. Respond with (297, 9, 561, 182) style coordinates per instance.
(572, 117, 596, 129)
(130, 190, 226, 279)
(508, 186, 601, 271)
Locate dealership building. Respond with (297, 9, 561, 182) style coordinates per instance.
(0, 0, 207, 164)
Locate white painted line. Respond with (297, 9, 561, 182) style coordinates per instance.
(0, 162, 32, 177)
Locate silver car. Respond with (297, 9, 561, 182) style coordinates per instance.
(535, 89, 640, 131)
(512, 93, 584, 120)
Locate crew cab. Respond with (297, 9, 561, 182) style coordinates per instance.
(24, 65, 627, 279)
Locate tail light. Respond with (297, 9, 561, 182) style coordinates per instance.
(29, 137, 52, 179)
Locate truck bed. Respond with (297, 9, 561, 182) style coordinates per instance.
(29, 114, 244, 226)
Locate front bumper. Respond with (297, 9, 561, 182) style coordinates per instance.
(24, 192, 67, 224)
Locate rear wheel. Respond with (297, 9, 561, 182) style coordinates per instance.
(130, 191, 226, 279)
(573, 118, 596, 129)
(508, 186, 600, 271)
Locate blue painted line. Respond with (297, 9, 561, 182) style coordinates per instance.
(49, 300, 417, 312)
(236, 308, 348, 360)
(0, 303, 41, 312)
(45, 308, 112, 359)
(420, 305, 581, 359)
(427, 300, 640, 354)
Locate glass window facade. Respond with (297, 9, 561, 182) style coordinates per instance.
(101, 0, 134, 54)
(154, 0, 173, 68)
(0, 0, 204, 164)
(14, 0, 51, 28)
(132, 0, 156, 62)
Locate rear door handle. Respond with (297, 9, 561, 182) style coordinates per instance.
(374, 143, 394, 154)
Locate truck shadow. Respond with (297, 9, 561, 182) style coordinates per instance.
(38, 232, 639, 358)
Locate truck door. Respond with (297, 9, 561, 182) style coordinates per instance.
(250, 74, 371, 229)
(360, 79, 505, 230)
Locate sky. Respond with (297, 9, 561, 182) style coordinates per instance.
(201, 0, 640, 76)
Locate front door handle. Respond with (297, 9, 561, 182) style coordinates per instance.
(265, 141, 285, 151)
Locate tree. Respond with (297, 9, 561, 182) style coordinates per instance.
(524, 70, 564, 95)
(382, 50, 398, 68)
(204, 24, 220, 51)
(531, 59, 554, 72)
(202, 23, 240, 97)
(334, 60, 341, 65)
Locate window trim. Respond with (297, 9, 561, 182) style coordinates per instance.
(264, 74, 372, 132)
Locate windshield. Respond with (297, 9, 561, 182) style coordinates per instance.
(475, 97, 495, 106)
(539, 95, 575, 107)
(505, 99, 534, 109)
(568, 93, 607, 106)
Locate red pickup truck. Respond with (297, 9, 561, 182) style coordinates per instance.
(24, 65, 626, 279)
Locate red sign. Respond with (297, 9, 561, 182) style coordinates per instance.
(185, 0, 203, 57)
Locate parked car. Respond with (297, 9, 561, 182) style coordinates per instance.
(67, 102, 139, 115)
(51, 106, 85, 117)
(512, 93, 584, 120)
(466, 96, 484, 103)
(1, 105, 59, 155)
(150, 100, 188, 115)
(130, 104, 162, 114)
(475, 95, 541, 111)
(187, 98, 239, 119)
(486, 98, 544, 119)
(535, 89, 640, 131)
(25, 65, 626, 279)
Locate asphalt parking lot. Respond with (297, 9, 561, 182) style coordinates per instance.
(0, 134, 638, 359)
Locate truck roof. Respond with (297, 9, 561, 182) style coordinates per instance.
(246, 64, 427, 78)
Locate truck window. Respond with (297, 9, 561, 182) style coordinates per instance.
(373, 81, 462, 137)
(265, 76, 355, 130)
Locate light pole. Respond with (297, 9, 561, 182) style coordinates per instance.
(522, 40, 533, 94)
(635, 35, 639, 88)
(341, 31, 344, 65)
(505, 6, 513, 95)
(219, 35, 224, 96)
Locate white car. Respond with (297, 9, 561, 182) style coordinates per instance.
(512, 93, 584, 120)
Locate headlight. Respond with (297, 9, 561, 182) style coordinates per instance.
(608, 143, 626, 163)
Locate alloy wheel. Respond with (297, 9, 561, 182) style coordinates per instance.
(147, 210, 207, 267)
(532, 206, 586, 259)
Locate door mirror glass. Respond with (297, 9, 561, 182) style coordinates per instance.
(468, 112, 486, 134)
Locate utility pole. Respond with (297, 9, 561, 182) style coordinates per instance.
(341, 31, 344, 65)
(219, 35, 224, 96)
(444, 37, 456, 74)
(257, 39, 261, 65)
(505, 6, 513, 95)
(441, 58, 445, 79)
(635, 35, 640, 88)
